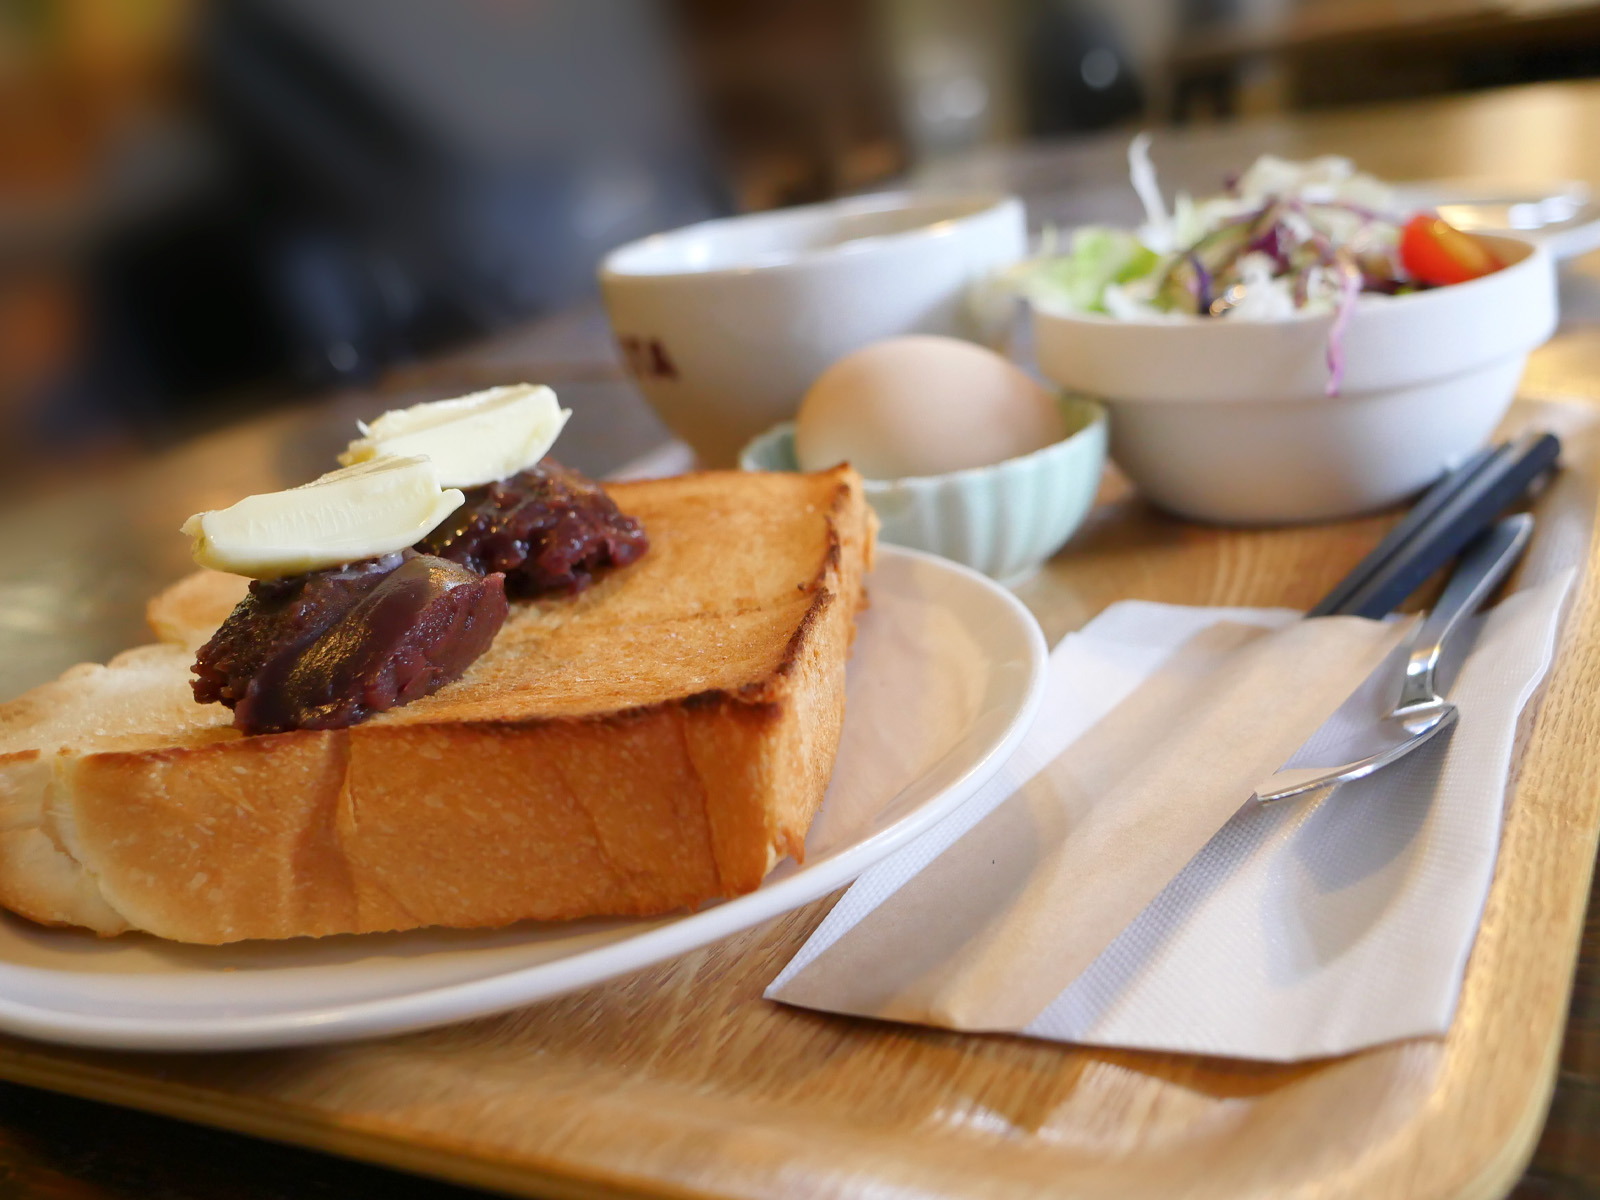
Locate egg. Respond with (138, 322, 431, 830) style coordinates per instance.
(793, 335, 1068, 480)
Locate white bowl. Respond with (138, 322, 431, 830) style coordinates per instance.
(599, 192, 1026, 467)
(739, 396, 1107, 584)
(1031, 234, 1557, 524)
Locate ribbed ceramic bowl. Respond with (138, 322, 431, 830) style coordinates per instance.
(740, 396, 1106, 583)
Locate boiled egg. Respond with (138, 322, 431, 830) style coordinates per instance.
(793, 335, 1067, 480)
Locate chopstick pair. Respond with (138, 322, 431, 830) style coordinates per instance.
(1310, 431, 1561, 620)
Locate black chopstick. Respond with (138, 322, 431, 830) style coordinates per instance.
(1317, 431, 1560, 619)
(1307, 444, 1500, 617)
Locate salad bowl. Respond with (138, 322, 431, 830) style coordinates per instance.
(1016, 143, 1558, 524)
(1031, 234, 1555, 524)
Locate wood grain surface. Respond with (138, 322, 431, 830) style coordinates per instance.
(0, 395, 1589, 1200)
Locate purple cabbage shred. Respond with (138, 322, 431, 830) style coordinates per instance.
(1189, 252, 1214, 315)
(1324, 260, 1363, 397)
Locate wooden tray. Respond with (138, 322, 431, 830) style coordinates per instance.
(1, 398, 1597, 1200)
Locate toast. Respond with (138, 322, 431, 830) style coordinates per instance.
(0, 467, 875, 944)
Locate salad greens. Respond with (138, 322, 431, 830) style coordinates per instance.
(1007, 136, 1427, 392)
(1016, 226, 1158, 316)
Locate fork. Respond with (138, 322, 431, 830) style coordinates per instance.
(1255, 513, 1533, 804)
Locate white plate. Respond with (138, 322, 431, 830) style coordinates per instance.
(0, 545, 1046, 1051)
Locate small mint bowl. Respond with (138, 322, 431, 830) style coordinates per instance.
(739, 395, 1107, 583)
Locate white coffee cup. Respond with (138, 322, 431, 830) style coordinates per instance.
(598, 192, 1027, 467)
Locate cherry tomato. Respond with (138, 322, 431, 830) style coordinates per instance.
(1399, 214, 1501, 286)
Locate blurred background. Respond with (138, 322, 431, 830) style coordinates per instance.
(5, 0, 1600, 491)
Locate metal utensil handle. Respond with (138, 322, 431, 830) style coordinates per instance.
(1308, 444, 1497, 618)
(1399, 513, 1534, 709)
(1335, 430, 1557, 619)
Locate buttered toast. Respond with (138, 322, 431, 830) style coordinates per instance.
(0, 468, 875, 944)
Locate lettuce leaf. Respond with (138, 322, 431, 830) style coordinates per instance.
(1012, 226, 1159, 314)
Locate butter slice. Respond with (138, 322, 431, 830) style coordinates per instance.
(182, 456, 465, 578)
(338, 384, 571, 488)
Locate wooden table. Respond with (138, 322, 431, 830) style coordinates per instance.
(4, 80, 1600, 1199)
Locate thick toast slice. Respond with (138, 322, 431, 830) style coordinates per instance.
(0, 468, 874, 943)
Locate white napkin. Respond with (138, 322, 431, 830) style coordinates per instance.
(768, 571, 1575, 1061)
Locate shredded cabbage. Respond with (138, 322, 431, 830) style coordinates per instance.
(1005, 226, 1157, 315)
(1128, 132, 1173, 252)
(1003, 136, 1424, 394)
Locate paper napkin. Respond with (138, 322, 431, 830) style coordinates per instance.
(768, 572, 1574, 1061)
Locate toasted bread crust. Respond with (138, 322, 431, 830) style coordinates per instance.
(0, 468, 874, 943)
